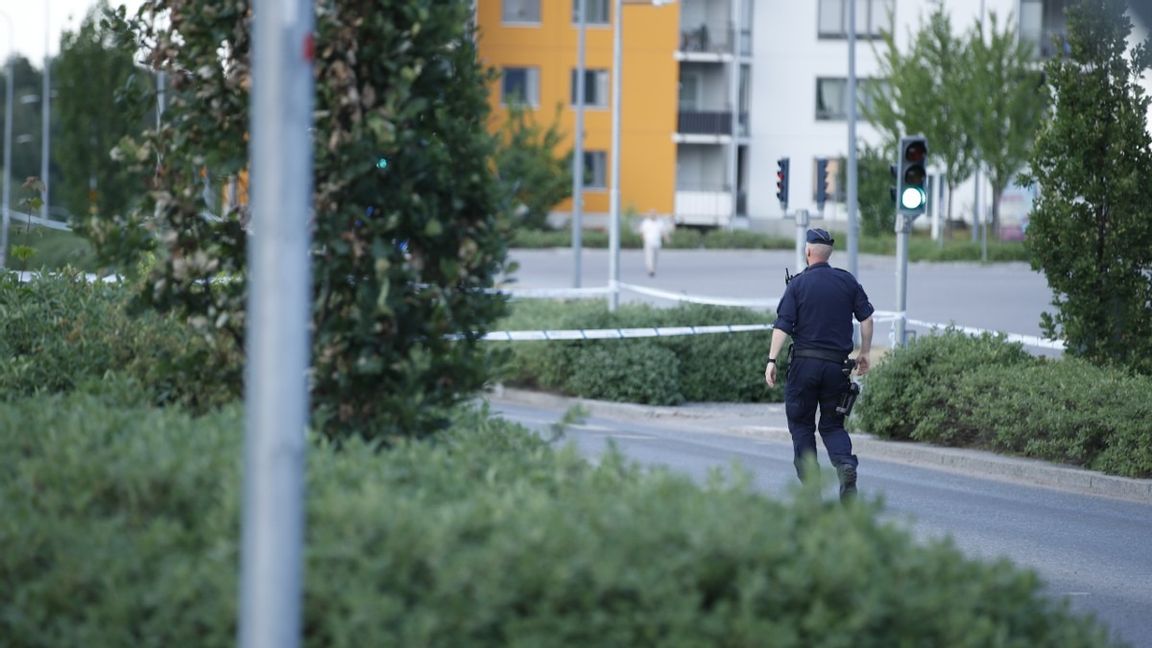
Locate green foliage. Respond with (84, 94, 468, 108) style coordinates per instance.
(3, 226, 99, 272)
(0, 393, 1117, 647)
(968, 12, 1046, 232)
(509, 227, 792, 250)
(0, 273, 240, 412)
(0, 56, 47, 184)
(1023, 0, 1152, 376)
(496, 300, 784, 404)
(865, 1, 977, 224)
(854, 330, 1152, 478)
(53, 0, 151, 222)
(494, 105, 572, 230)
(852, 329, 1034, 441)
(857, 142, 896, 237)
(99, 0, 511, 442)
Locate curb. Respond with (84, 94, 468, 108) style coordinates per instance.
(487, 387, 1152, 505)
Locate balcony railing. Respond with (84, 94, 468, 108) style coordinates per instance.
(679, 23, 733, 55)
(678, 110, 733, 136)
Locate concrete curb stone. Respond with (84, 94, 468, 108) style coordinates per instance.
(487, 386, 1152, 504)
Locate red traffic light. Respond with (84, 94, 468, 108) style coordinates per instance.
(904, 141, 926, 164)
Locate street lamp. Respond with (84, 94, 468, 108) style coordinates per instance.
(1, 10, 13, 269)
(42, 1, 50, 224)
(608, 0, 675, 311)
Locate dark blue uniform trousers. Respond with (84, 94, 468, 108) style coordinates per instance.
(784, 357, 859, 479)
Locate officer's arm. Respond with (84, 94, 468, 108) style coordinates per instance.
(768, 327, 789, 363)
(856, 316, 874, 375)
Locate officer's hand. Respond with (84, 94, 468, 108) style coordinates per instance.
(765, 363, 777, 387)
(855, 353, 870, 376)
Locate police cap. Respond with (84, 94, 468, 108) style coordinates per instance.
(806, 228, 834, 246)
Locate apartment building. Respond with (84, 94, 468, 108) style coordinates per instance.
(476, 0, 1077, 231)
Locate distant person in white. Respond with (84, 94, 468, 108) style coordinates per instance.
(639, 211, 671, 277)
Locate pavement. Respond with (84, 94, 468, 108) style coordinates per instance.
(487, 386, 1152, 504)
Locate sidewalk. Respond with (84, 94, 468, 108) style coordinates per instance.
(488, 386, 1152, 504)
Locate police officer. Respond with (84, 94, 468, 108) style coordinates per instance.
(764, 228, 874, 500)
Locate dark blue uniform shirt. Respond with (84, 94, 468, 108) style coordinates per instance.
(773, 262, 874, 356)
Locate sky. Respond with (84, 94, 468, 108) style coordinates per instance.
(1, 0, 143, 64)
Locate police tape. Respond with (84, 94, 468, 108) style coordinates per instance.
(481, 323, 774, 342)
(12, 272, 1064, 350)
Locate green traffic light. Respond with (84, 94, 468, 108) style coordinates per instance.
(900, 186, 926, 210)
(376, 157, 389, 170)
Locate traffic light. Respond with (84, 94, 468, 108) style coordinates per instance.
(815, 158, 831, 209)
(775, 157, 790, 206)
(897, 135, 928, 217)
(375, 156, 389, 171)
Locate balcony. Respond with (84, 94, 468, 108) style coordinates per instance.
(679, 23, 733, 56)
(675, 185, 734, 227)
(678, 110, 733, 136)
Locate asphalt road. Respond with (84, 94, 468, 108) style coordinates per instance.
(506, 248, 1057, 349)
(488, 393, 1152, 648)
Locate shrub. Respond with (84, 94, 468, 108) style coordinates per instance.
(854, 331, 1152, 478)
(495, 300, 784, 403)
(0, 393, 1117, 647)
(0, 273, 239, 411)
(851, 329, 1035, 441)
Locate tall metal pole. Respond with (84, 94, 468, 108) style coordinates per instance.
(239, 0, 314, 645)
(572, 0, 587, 288)
(846, 0, 859, 279)
(41, 1, 50, 222)
(608, 0, 623, 311)
(894, 212, 910, 346)
(1, 11, 14, 269)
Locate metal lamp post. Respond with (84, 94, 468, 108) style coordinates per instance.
(609, 0, 675, 311)
(1, 10, 13, 269)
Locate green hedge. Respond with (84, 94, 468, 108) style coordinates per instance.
(0, 392, 1117, 646)
(853, 330, 1152, 478)
(496, 300, 785, 404)
(509, 227, 1030, 261)
(0, 273, 239, 412)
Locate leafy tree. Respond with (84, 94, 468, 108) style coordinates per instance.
(865, 1, 978, 227)
(54, 1, 152, 222)
(0, 56, 46, 199)
(1023, 0, 1152, 374)
(98, 0, 512, 442)
(968, 12, 1046, 234)
(856, 142, 897, 237)
(494, 104, 572, 230)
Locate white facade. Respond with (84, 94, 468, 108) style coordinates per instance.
(746, 0, 1022, 231)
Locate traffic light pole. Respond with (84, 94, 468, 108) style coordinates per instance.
(793, 209, 809, 272)
(894, 211, 911, 347)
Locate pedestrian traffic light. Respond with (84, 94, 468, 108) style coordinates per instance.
(815, 158, 831, 209)
(776, 157, 790, 206)
(897, 136, 928, 217)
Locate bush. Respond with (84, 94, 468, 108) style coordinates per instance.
(854, 331, 1152, 478)
(0, 273, 239, 411)
(851, 329, 1035, 441)
(0, 393, 1117, 647)
(495, 300, 785, 403)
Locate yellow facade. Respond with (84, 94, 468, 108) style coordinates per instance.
(475, 1, 680, 220)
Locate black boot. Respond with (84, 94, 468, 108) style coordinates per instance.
(837, 464, 858, 502)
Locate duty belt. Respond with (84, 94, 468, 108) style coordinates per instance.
(791, 348, 849, 364)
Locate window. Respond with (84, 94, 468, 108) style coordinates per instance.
(503, 0, 540, 23)
(572, 0, 610, 25)
(815, 77, 883, 121)
(502, 67, 540, 106)
(583, 151, 607, 189)
(817, 0, 893, 38)
(570, 69, 610, 108)
(679, 71, 702, 110)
